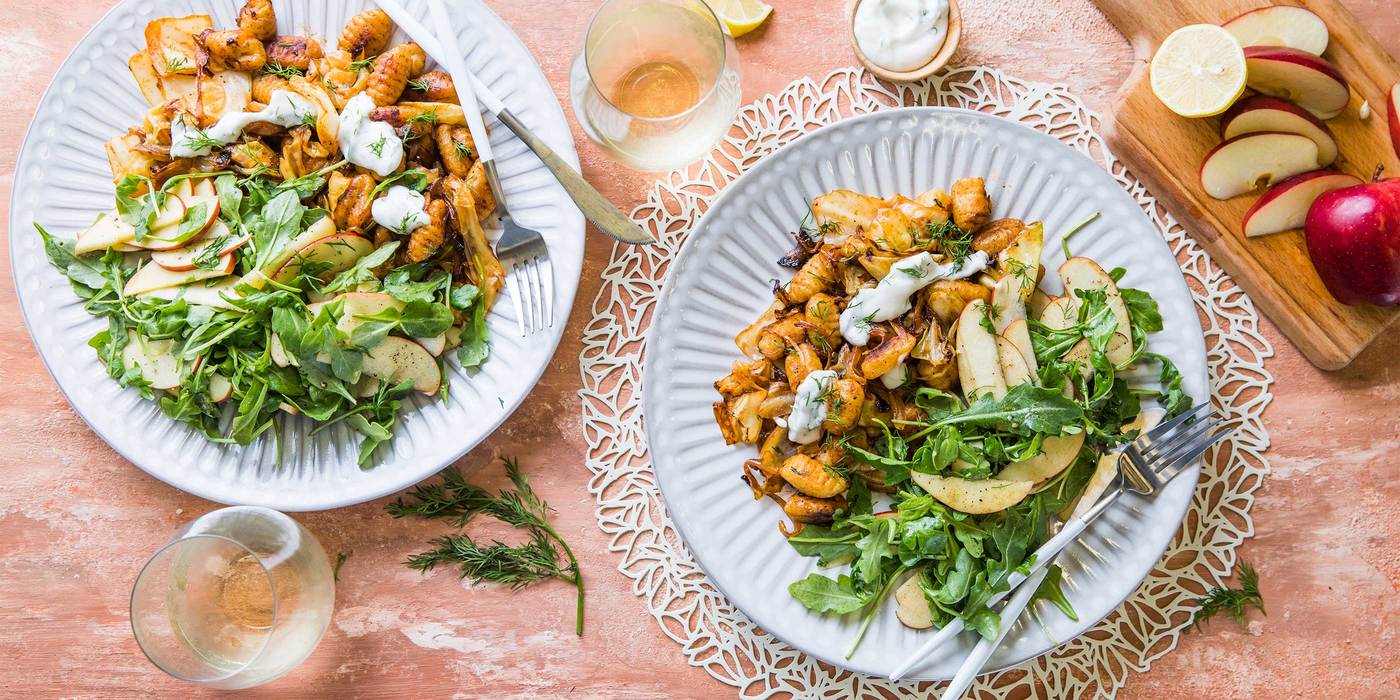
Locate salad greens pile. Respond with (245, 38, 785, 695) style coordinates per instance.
(785, 267, 1190, 655)
(38, 168, 492, 466)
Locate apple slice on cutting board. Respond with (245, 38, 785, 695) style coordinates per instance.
(1388, 82, 1400, 161)
(1200, 132, 1319, 200)
(1220, 96, 1338, 167)
(1243, 170, 1363, 238)
(1222, 5, 1329, 55)
(1243, 47, 1350, 120)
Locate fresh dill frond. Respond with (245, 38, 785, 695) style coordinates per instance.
(262, 62, 305, 79)
(1190, 561, 1264, 631)
(368, 135, 388, 157)
(389, 457, 585, 635)
(165, 55, 190, 72)
(454, 141, 473, 160)
(348, 57, 376, 72)
(333, 550, 352, 582)
(407, 77, 430, 92)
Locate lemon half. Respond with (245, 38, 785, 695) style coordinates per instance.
(1149, 24, 1247, 118)
(705, 0, 773, 38)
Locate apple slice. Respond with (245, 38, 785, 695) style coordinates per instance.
(209, 373, 233, 403)
(121, 331, 181, 390)
(909, 472, 1033, 515)
(1060, 257, 1134, 365)
(414, 333, 447, 357)
(996, 431, 1085, 484)
(271, 233, 373, 285)
(995, 336, 1033, 387)
(138, 278, 244, 311)
(1388, 82, 1400, 162)
(1243, 170, 1363, 237)
(139, 190, 219, 251)
(362, 335, 440, 395)
(955, 299, 1007, 401)
(992, 276, 1038, 376)
(1223, 5, 1329, 55)
(150, 221, 247, 270)
(149, 191, 187, 231)
(123, 253, 234, 295)
(1221, 95, 1338, 167)
(894, 572, 935, 629)
(1199, 132, 1319, 199)
(307, 291, 404, 335)
(75, 210, 137, 254)
(1243, 47, 1350, 120)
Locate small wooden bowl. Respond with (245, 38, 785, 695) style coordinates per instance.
(849, 0, 962, 82)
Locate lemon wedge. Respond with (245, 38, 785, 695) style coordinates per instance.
(1149, 24, 1247, 118)
(705, 0, 773, 38)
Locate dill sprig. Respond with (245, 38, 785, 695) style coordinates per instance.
(1189, 561, 1264, 631)
(388, 457, 585, 635)
(262, 62, 304, 79)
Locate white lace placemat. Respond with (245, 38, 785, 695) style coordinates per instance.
(577, 66, 1274, 699)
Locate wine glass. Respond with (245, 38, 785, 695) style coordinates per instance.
(569, 0, 742, 171)
(130, 506, 334, 689)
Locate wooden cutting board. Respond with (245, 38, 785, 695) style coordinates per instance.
(1093, 0, 1400, 370)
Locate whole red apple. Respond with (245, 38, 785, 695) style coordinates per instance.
(1304, 178, 1400, 306)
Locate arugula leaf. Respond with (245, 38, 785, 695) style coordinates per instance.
(400, 300, 454, 337)
(788, 573, 870, 615)
(449, 283, 481, 310)
(1120, 286, 1164, 333)
(456, 299, 490, 369)
(1032, 564, 1078, 621)
(937, 383, 1085, 435)
(787, 524, 862, 566)
(322, 241, 400, 295)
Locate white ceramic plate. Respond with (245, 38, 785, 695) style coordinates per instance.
(643, 108, 1208, 679)
(9, 0, 583, 511)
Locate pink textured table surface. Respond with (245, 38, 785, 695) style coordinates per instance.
(1, 1, 1398, 697)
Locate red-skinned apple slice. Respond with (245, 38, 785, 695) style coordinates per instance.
(148, 193, 186, 231)
(138, 188, 220, 251)
(1221, 95, 1338, 167)
(1200, 131, 1319, 199)
(123, 252, 235, 295)
(1223, 6, 1329, 55)
(1388, 82, 1399, 162)
(150, 221, 249, 271)
(1242, 170, 1363, 237)
(1244, 47, 1350, 120)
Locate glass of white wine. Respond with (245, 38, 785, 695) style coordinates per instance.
(569, 0, 742, 171)
(130, 507, 335, 689)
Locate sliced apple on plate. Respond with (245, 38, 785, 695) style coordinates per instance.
(1059, 257, 1133, 365)
(139, 180, 220, 251)
(1222, 5, 1329, 55)
(996, 221, 1043, 301)
(992, 276, 1037, 376)
(271, 233, 374, 285)
(1243, 47, 1350, 120)
(954, 299, 1007, 401)
(414, 333, 447, 357)
(208, 373, 233, 403)
(1221, 95, 1338, 167)
(362, 335, 440, 395)
(894, 571, 935, 629)
(307, 291, 402, 335)
(995, 431, 1085, 484)
(1199, 132, 1318, 200)
(1243, 170, 1362, 238)
(995, 336, 1033, 387)
(910, 472, 1034, 515)
(75, 211, 137, 254)
(150, 220, 248, 270)
(123, 253, 234, 295)
(137, 278, 243, 311)
(121, 330, 182, 390)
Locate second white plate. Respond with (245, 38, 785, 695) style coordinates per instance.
(642, 107, 1208, 679)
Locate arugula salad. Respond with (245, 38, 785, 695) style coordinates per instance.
(40, 167, 498, 466)
(711, 181, 1190, 654)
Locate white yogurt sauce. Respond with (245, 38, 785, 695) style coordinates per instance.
(371, 185, 430, 234)
(879, 358, 910, 389)
(339, 93, 404, 177)
(839, 250, 989, 346)
(853, 0, 950, 72)
(788, 370, 838, 444)
(170, 90, 320, 158)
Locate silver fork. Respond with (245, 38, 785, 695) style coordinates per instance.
(889, 402, 1229, 683)
(422, 0, 554, 337)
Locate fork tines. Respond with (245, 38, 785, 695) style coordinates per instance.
(507, 254, 553, 336)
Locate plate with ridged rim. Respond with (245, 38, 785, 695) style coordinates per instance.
(641, 107, 1208, 679)
(9, 0, 583, 510)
